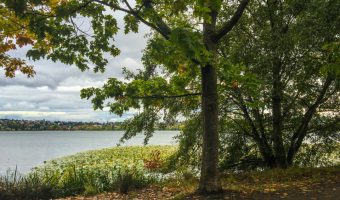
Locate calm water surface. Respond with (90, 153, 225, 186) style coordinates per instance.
(0, 131, 179, 174)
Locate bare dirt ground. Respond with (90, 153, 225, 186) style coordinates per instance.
(58, 168, 340, 200)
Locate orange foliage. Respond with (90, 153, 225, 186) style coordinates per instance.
(0, 5, 36, 78)
(143, 150, 163, 170)
(231, 80, 239, 89)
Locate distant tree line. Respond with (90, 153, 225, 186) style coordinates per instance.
(0, 119, 116, 131)
(0, 119, 181, 131)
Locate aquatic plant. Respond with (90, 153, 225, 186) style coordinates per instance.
(0, 145, 177, 199)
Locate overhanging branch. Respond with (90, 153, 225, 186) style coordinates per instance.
(214, 0, 250, 42)
(139, 0, 172, 39)
(130, 92, 201, 99)
(92, 0, 162, 34)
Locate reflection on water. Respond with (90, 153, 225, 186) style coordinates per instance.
(0, 131, 178, 174)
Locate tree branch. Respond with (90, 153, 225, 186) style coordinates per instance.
(92, 0, 163, 35)
(232, 88, 261, 139)
(306, 117, 340, 135)
(92, 0, 132, 14)
(282, 90, 302, 120)
(246, 95, 269, 146)
(214, 0, 250, 42)
(231, 87, 275, 160)
(224, 115, 253, 138)
(287, 75, 335, 162)
(130, 92, 201, 99)
(69, 17, 93, 37)
(139, 0, 172, 39)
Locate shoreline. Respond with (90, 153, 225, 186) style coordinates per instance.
(0, 130, 123, 131)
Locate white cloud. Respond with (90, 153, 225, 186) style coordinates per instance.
(0, 111, 67, 116)
(0, 18, 150, 122)
(56, 86, 84, 92)
(2, 103, 13, 109)
(120, 57, 142, 72)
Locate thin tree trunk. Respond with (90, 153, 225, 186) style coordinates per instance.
(287, 75, 334, 165)
(198, 0, 222, 192)
(233, 88, 277, 168)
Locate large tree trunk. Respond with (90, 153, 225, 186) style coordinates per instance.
(198, 2, 222, 192)
(198, 0, 249, 193)
(256, 139, 277, 168)
(271, 61, 288, 168)
(199, 61, 222, 193)
(266, 0, 288, 168)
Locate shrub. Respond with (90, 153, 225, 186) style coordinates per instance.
(143, 150, 163, 170)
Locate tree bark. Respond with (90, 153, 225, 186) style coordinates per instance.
(199, 21, 222, 192)
(199, 8, 222, 191)
(271, 60, 288, 168)
(199, 62, 222, 193)
(267, 0, 289, 168)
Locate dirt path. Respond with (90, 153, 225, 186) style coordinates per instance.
(58, 180, 340, 200)
(58, 168, 340, 200)
(185, 180, 340, 200)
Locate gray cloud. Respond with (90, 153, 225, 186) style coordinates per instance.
(0, 15, 150, 122)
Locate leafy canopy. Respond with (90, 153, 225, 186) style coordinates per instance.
(3, 0, 248, 143)
(0, 3, 35, 77)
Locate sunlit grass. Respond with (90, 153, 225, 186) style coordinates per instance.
(1, 144, 338, 200)
(36, 145, 176, 173)
(221, 166, 340, 193)
(0, 145, 177, 199)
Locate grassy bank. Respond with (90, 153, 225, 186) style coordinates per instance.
(54, 166, 339, 200)
(168, 167, 340, 200)
(0, 145, 177, 199)
(1, 145, 339, 200)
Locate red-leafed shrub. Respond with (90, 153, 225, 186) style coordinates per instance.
(143, 150, 163, 170)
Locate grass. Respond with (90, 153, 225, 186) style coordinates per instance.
(1, 145, 339, 200)
(0, 169, 55, 200)
(0, 145, 177, 199)
(221, 166, 340, 192)
(35, 145, 176, 174)
(162, 166, 340, 199)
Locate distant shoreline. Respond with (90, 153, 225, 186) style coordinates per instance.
(0, 129, 179, 131)
(0, 119, 181, 131)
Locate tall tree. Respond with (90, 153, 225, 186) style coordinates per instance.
(3, 0, 250, 193)
(172, 0, 339, 170)
(218, 0, 339, 168)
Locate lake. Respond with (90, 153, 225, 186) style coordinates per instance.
(0, 131, 179, 174)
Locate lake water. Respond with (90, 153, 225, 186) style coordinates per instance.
(0, 131, 179, 174)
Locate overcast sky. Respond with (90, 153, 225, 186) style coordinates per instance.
(0, 15, 150, 122)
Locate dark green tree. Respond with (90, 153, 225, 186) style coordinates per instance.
(171, 0, 339, 170)
(218, 0, 340, 168)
